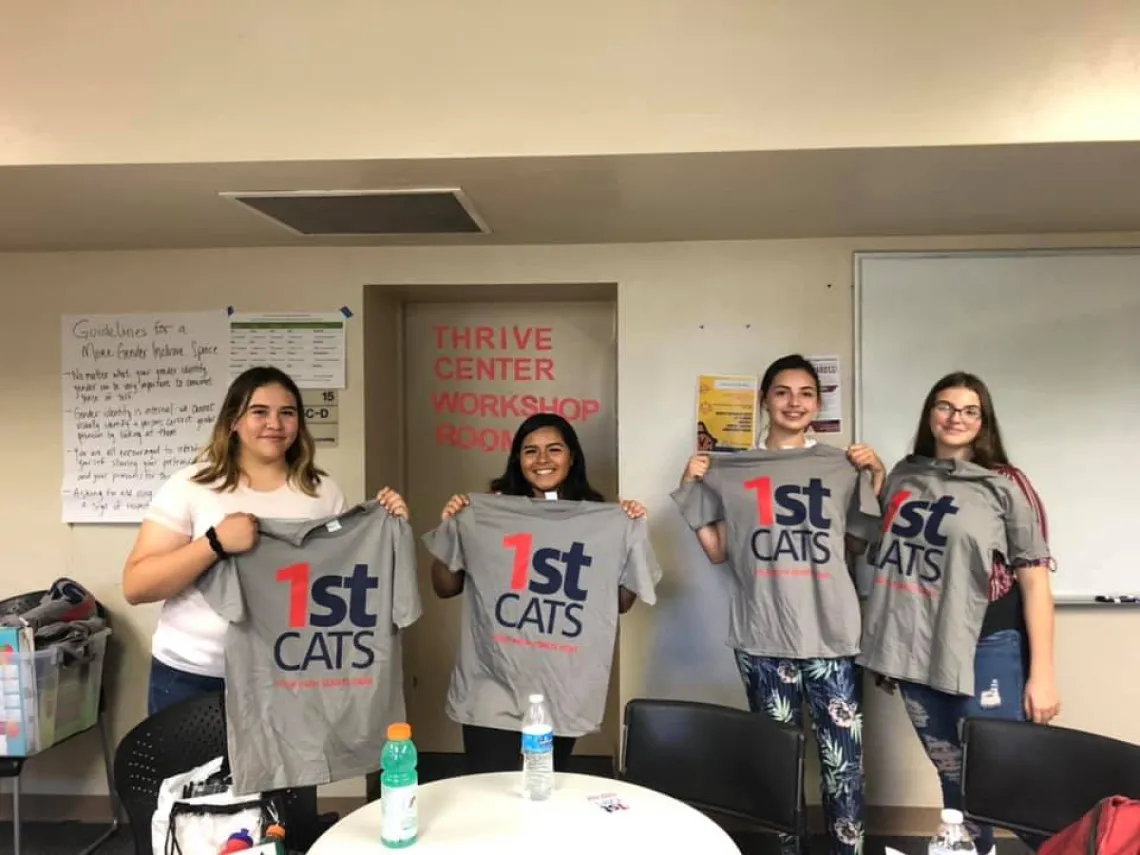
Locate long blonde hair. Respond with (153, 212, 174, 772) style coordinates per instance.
(191, 366, 326, 496)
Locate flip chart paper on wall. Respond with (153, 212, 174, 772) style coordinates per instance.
(60, 311, 230, 524)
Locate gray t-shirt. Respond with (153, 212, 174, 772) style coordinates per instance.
(422, 493, 662, 738)
(856, 456, 1050, 696)
(671, 444, 880, 659)
(198, 500, 422, 795)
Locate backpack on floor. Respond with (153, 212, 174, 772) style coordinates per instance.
(1039, 796, 1140, 855)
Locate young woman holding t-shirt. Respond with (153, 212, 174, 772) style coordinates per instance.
(675, 354, 885, 855)
(856, 371, 1059, 855)
(430, 412, 650, 775)
(123, 366, 409, 716)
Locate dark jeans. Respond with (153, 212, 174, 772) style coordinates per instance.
(461, 724, 576, 775)
(148, 657, 225, 716)
(899, 630, 1045, 854)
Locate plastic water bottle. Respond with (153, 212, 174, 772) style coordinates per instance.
(380, 722, 418, 848)
(929, 809, 977, 855)
(521, 693, 554, 801)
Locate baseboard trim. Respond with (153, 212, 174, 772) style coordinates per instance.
(813, 806, 943, 836)
(0, 794, 961, 835)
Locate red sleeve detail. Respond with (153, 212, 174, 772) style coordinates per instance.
(989, 466, 1051, 596)
(996, 465, 1049, 543)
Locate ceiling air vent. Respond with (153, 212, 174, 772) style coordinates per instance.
(220, 188, 489, 236)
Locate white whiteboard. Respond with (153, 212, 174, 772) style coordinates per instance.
(855, 250, 1140, 603)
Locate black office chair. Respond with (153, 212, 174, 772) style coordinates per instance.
(113, 691, 325, 855)
(620, 698, 806, 845)
(962, 717, 1140, 838)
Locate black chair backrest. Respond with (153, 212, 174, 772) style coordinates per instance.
(115, 691, 323, 855)
(621, 698, 805, 836)
(963, 717, 1140, 836)
(114, 692, 229, 855)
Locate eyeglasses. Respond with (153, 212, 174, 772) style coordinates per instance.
(933, 401, 982, 422)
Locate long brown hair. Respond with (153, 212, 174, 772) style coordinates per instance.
(912, 371, 1011, 469)
(191, 366, 326, 495)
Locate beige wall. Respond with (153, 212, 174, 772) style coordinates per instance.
(2, 234, 1138, 810)
(3, 0, 1140, 166)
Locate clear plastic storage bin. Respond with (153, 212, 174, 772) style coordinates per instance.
(0, 628, 109, 757)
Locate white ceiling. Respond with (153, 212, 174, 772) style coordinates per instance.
(2, 142, 1140, 251)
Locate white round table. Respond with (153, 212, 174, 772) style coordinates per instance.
(309, 772, 741, 854)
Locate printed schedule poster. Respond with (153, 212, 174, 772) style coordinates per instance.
(229, 312, 346, 389)
(696, 374, 758, 452)
(807, 354, 842, 434)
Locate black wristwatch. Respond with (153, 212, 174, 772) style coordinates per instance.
(205, 526, 229, 560)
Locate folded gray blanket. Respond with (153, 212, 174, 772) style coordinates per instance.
(0, 579, 107, 662)
(0, 578, 98, 630)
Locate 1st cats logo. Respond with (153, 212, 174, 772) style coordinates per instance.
(743, 476, 833, 566)
(495, 533, 591, 639)
(273, 562, 378, 671)
(874, 490, 960, 587)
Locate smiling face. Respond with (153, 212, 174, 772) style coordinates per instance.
(519, 426, 572, 495)
(233, 382, 300, 465)
(929, 385, 983, 456)
(764, 368, 821, 436)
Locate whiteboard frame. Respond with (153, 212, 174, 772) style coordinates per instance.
(852, 246, 1140, 606)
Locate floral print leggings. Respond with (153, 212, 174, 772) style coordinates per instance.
(735, 652, 865, 855)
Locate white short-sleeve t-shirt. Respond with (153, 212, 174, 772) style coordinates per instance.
(145, 464, 347, 677)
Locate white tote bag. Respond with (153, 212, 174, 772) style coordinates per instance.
(151, 756, 273, 855)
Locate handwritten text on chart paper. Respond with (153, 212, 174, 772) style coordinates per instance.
(60, 312, 231, 524)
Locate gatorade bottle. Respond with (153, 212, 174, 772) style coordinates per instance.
(255, 824, 286, 855)
(380, 723, 419, 848)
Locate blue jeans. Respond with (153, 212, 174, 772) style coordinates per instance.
(899, 630, 1037, 854)
(147, 657, 225, 716)
(735, 652, 865, 855)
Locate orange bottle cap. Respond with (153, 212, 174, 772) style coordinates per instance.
(387, 722, 412, 740)
(265, 824, 285, 840)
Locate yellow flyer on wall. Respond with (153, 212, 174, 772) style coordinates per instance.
(696, 374, 758, 452)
